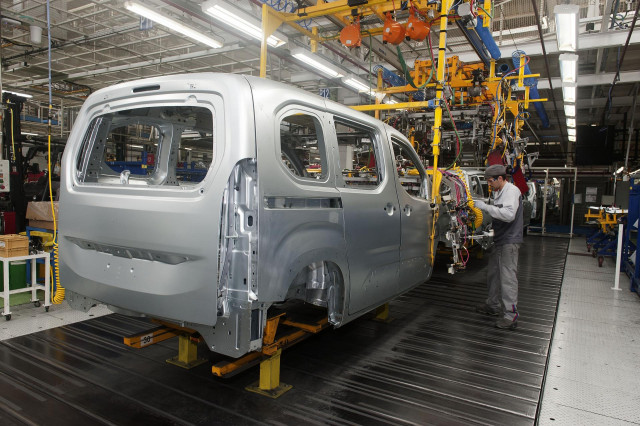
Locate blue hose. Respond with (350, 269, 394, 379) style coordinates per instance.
(475, 16, 501, 60)
(512, 50, 535, 86)
(530, 86, 550, 128)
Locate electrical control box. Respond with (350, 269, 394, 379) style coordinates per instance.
(0, 160, 10, 193)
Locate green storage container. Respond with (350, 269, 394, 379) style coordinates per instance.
(0, 260, 27, 292)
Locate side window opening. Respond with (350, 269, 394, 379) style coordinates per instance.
(470, 176, 482, 198)
(280, 113, 326, 180)
(75, 105, 214, 187)
(391, 138, 427, 198)
(335, 120, 381, 188)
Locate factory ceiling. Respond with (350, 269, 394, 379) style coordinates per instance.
(1, 0, 639, 165)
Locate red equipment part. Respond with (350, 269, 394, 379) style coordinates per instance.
(487, 149, 528, 195)
(2, 212, 16, 234)
(383, 12, 405, 45)
(340, 16, 362, 48)
(406, 9, 430, 41)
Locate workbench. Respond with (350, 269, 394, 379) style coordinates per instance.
(0, 252, 51, 320)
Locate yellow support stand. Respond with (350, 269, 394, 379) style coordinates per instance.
(245, 349, 292, 398)
(166, 334, 208, 369)
(372, 302, 392, 323)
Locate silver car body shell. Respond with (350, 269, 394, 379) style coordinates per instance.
(60, 73, 433, 357)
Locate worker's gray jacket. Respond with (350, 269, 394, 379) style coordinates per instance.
(484, 181, 523, 245)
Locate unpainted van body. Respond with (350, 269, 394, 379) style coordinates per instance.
(60, 74, 434, 357)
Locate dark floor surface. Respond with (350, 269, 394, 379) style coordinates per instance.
(0, 236, 568, 425)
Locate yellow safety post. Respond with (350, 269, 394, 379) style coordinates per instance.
(166, 334, 208, 369)
(245, 349, 292, 398)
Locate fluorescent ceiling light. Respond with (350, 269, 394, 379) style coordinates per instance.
(567, 128, 576, 136)
(385, 99, 398, 104)
(21, 132, 39, 136)
(125, 1, 223, 49)
(559, 53, 578, 84)
(568, 135, 576, 142)
(2, 90, 33, 98)
(202, 0, 287, 47)
(562, 84, 577, 103)
(554, 4, 579, 52)
(566, 118, 576, 128)
(342, 76, 385, 101)
(291, 49, 343, 78)
(615, 166, 624, 174)
(130, 144, 144, 149)
(343, 77, 371, 93)
(564, 104, 576, 117)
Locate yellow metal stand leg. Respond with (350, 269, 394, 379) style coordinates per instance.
(166, 335, 207, 369)
(373, 302, 393, 323)
(245, 349, 292, 398)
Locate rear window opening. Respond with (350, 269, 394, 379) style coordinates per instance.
(75, 105, 214, 187)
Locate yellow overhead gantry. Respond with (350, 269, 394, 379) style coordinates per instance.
(256, 0, 545, 264)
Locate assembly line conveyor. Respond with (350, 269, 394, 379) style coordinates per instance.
(0, 236, 568, 425)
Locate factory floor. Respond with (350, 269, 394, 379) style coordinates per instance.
(537, 236, 640, 425)
(0, 235, 638, 425)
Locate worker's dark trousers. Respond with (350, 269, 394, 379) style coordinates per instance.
(486, 243, 520, 321)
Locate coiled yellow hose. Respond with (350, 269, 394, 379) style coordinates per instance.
(48, 106, 64, 304)
(451, 166, 483, 229)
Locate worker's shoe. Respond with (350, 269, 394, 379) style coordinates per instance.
(495, 317, 518, 330)
(475, 303, 501, 316)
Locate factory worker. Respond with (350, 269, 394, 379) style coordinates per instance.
(473, 164, 524, 330)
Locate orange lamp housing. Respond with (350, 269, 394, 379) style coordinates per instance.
(383, 12, 405, 45)
(340, 16, 362, 48)
(406, 9, 430, 41)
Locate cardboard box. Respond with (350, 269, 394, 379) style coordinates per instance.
(28, 219, 56, 230)
(26, 202, 58, 221)
(0, 234, 29, 257)
(26, 202, 58, 230)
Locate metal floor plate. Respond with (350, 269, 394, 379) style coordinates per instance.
(538, 236, 640, 426)
(0, 236, 568, 425)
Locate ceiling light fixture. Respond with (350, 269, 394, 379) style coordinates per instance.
(291, 48, 344, 78)
(201, 0, 287, 47)
(568, 135, 576, 142)
(567, 128, 576, 136)
(125, 1, 223, 49)
(554, 4, 579, 52)
(564, 104, 576, 117)
(562, 83, 577, 103)
(566, 118, 576, 128)
(343, 77, 371, 93)
(559, 53, 578, 84)
(2, 90, 33, 99)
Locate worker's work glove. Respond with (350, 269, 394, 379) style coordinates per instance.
(474, 199, 487, 210)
